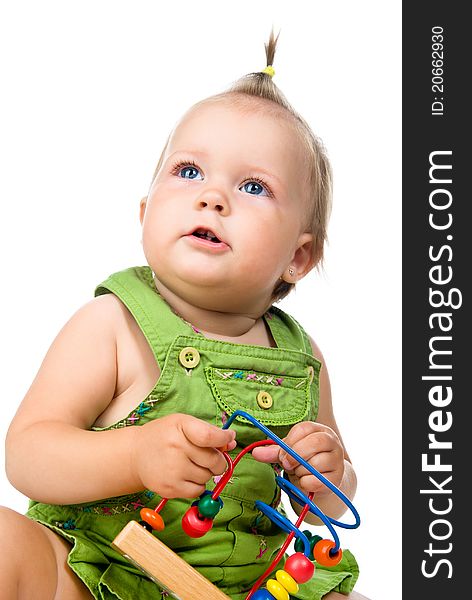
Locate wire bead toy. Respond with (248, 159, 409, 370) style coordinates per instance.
(137, 410, 361, 599)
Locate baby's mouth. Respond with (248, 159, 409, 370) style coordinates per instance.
(191, 228, 222, 244)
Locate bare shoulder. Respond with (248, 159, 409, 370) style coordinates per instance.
(74, 291, 132, 328)
(54, 292, 144, 351)
(8, 294, 129, 433)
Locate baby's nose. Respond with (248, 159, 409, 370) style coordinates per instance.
(194, 188, 230, 215)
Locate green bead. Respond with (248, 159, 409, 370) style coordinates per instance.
(295, 530, 313, 555)
(197, 494, 222, 519)
(309, 535, 323, 560)
(294, 532, 322, 560)
(294, 536, 306, 553)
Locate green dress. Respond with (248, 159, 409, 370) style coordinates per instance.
(27, 266, 359, 599)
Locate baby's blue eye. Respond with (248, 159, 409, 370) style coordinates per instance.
(179, 166, 202, 180)
(240, 181, 268, 196)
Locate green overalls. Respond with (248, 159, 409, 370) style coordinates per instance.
(27, 266, 359, 599)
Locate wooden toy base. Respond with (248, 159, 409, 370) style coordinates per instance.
(112, 521, 230, 599)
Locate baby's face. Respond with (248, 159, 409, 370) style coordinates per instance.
(140, 100, 313, 314)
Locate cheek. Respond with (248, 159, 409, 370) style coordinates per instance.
(239, 235, 291, 281)
(241, 217, 298, 261)
(142, 201, 172, 235)
(141, 212, 167, 259)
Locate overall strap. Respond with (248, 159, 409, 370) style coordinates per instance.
(95, 266, 191, 368)
(266, 305, 313, 355)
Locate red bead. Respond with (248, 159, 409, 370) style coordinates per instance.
(284, 552, 315, 583)
(139, 508, 165, 531)
(313, 539, 343, 566)
(181, 506, 213, 538)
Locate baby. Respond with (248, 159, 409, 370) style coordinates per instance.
(1, 31, 365, 600)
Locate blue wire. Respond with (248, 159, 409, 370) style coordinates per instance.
(254, 501, 312, 556)
(222, 409, 360, 551)
(276, 476, 340, 550)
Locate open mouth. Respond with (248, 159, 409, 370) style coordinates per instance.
(191, 228, 222, 244)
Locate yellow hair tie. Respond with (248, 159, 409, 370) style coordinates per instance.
(262, 65, 275, 78)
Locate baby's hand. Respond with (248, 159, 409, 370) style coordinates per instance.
(132, 414, 236, 499)
(251, 421, 345, 495)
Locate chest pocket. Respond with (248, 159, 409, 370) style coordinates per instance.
(205, 365, 313, 442)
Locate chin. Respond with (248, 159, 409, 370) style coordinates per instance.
(155, 267, 226, 295)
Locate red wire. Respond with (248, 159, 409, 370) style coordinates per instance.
(212, 439, 276, 499)
(211, 439, 315, 599)
(244, 492, 315, 600)
(154, 497, 168, 513)
(153, 439, 276, 511)
(153, 437, 312, 599)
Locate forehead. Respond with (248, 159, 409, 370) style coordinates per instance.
(166, 99, 308, 188)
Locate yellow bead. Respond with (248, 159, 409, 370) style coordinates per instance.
(276, 569, 299, 594)
(266, 578, 289, 600)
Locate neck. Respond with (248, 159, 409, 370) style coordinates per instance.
(153, 276, 261, 338)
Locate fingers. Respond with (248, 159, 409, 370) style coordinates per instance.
(156, 459, 218, 499)
(187, 461, 215, 485)
(181, 415, 236, 450)
(171, 481, 207, 499)
(282, 421, 335, 455)
(249, 424, 341, 472)
(251, 445, 280, 464)
(190, 445, 229, 476)
(290, 450, 340, 479)
(296, 471, 339, 494)
(280, 429, 341, 471)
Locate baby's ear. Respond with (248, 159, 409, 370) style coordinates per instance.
(291, 233, 317, 280)
(139, 196, 148, 225)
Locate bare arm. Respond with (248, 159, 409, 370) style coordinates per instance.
(5, 294, 236, 505)
(5, 294, 142, 504)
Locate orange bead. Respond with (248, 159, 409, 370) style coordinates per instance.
(313, 539, 343, 566)
(140, 508, 165, 531)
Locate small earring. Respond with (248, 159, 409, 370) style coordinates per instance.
(280, 267, 296, 282)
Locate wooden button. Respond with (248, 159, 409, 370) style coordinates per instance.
(257, 390, 273, 409)
(179, 347, 200, 368)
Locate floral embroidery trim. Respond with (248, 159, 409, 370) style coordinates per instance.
(108, 397, 159, 430)
(250, 514, 269, 560)
(76, 491, 155, 515)
(213, 474, 238, 486)
(256, 537, 268, 559)
(55, 518, 77, 530)
(214, 369, 285, 387)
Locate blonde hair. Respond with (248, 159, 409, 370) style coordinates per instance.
(149, 29, 333, 302)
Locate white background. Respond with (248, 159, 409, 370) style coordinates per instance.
(0, 2, 401, 599)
